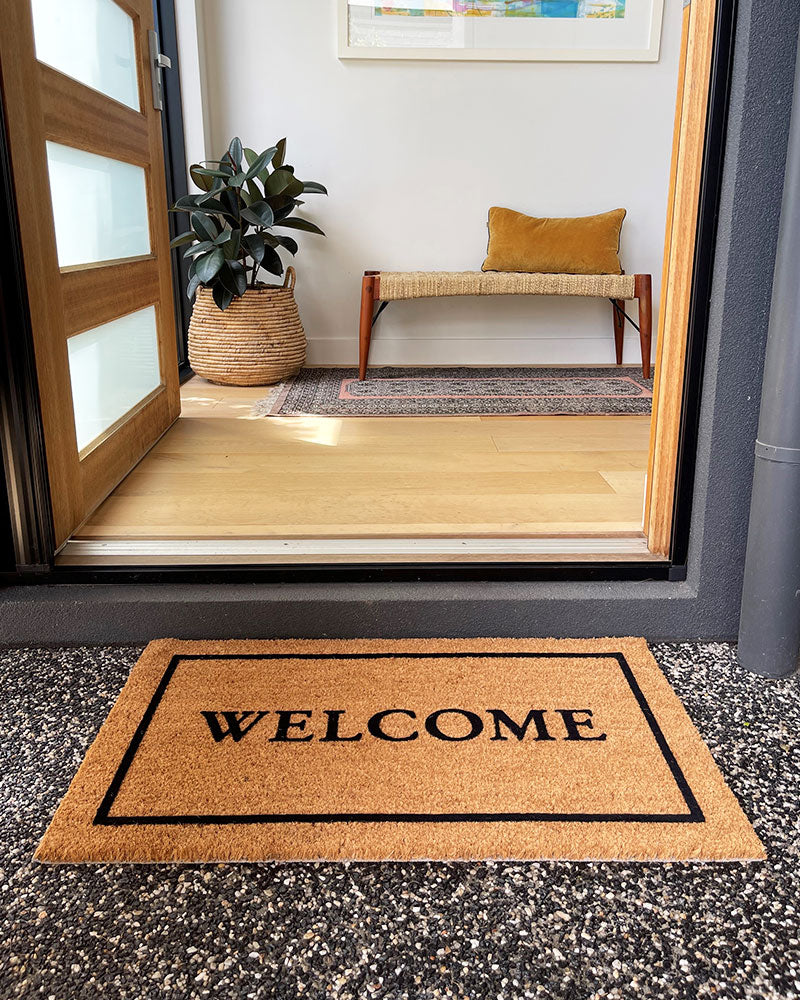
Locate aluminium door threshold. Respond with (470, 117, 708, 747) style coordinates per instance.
(56, 535, 656, 566)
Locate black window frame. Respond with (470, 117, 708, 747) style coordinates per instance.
(0, 0, 737, 587)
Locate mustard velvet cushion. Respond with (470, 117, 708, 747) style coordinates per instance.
(482, 206, 626, 276)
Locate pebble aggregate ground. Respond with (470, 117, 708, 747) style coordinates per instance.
(0, 642, 797, 1000)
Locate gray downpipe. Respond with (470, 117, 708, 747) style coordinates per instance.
(737, 27, 800, 679)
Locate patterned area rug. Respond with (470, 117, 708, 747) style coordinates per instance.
(257, 366, 654, 417)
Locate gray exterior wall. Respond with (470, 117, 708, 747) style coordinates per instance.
(0, 0, 798, 645)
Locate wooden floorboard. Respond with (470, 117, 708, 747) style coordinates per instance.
(73, 377, 651, 541)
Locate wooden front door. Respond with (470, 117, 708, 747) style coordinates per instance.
(0, 0, 180, 546)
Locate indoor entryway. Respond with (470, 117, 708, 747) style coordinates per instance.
(0, 0, 723, 577)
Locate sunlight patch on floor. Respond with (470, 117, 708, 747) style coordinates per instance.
(265, 415, 342, 446)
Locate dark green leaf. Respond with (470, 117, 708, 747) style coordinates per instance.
(221, 230, 241, 260)
(229, 260, 247, 294)
(265, 170, 291, 196)
(171, 194, 205, 211)
(191, 166, 232, 179)
(187, 273, 202, 300)
(259, 245, 283, 276)
(228, 170, 248, 188)
(194, 197, 230, 216)
(244, 148, 276, 181)
(277, 217, 325, 236)
(190, 165, 214, 192)
(216, 262, 237, 295)
(273, 138, 286, 168)
(244, 179, 262, 205)
(264, 233, 299, 255)
(265, 169, 303, 199)
(220, 189, 241, 219)
(228, 137, 243, 169)
(169, 231, 196, 249)
(195, 247, 225, 283)
(274, 234, 299, 255)
(212, 283, 234, 311)
(229, 259, 248, 295)
(302, 181, 328, 195)
(184, 239, 214, 258)
(240, 208, 264, 227)
(243, 147, 258, 168)
(217, 260, 247, 297)
(196, 181, 225, 200)
(270, 199, 296, 222)
(243, 233, 266, 264)
(240, 201, 275, 228)
(190, 212, 218, 242)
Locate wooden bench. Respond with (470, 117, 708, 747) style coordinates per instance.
(358, 270, 652, 380)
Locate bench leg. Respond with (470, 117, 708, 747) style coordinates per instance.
(358, 274, 376, 381)
(635, 275, 653, 380)
(612, 299, 625, 365)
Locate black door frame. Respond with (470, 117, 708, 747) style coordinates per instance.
(153, 0, 193, 380)
(0, 79, 54, 575)
(0, 0, 737, 586)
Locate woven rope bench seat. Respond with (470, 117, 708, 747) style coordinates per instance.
(357, 268, 652, 381)
(378, 270, 637, 302)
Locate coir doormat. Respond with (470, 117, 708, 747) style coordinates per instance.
(36, 638, 764, 863)
(256, 366, 654, 418)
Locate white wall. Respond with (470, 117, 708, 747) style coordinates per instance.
(174, 0, 213, 169)
(195, 0, 682, 366)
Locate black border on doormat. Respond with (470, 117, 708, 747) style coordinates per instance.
(93, 651, 705, 827)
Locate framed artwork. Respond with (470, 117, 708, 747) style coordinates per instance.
(338, 0, 665, 62)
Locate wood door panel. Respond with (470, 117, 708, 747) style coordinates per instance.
(79, 386, 175, 515)
(39, 63, 150, 164)
(0, 0, 82, 538)
(62, 259, 160, 335)
(0, 0, 181, 546)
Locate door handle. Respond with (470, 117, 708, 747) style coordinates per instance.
(148, 29, 172, 111)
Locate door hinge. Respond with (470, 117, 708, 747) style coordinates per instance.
(148, 29, 172, 111)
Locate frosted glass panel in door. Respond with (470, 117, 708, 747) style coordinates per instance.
(46, 142, 150, 267)
(68, 306, 161, 452)
(31, 0, 140, 110)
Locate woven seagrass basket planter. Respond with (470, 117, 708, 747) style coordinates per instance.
(188, 267, 306, 386)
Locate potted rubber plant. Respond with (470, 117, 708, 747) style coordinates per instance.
(170, 137, 327, 386)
